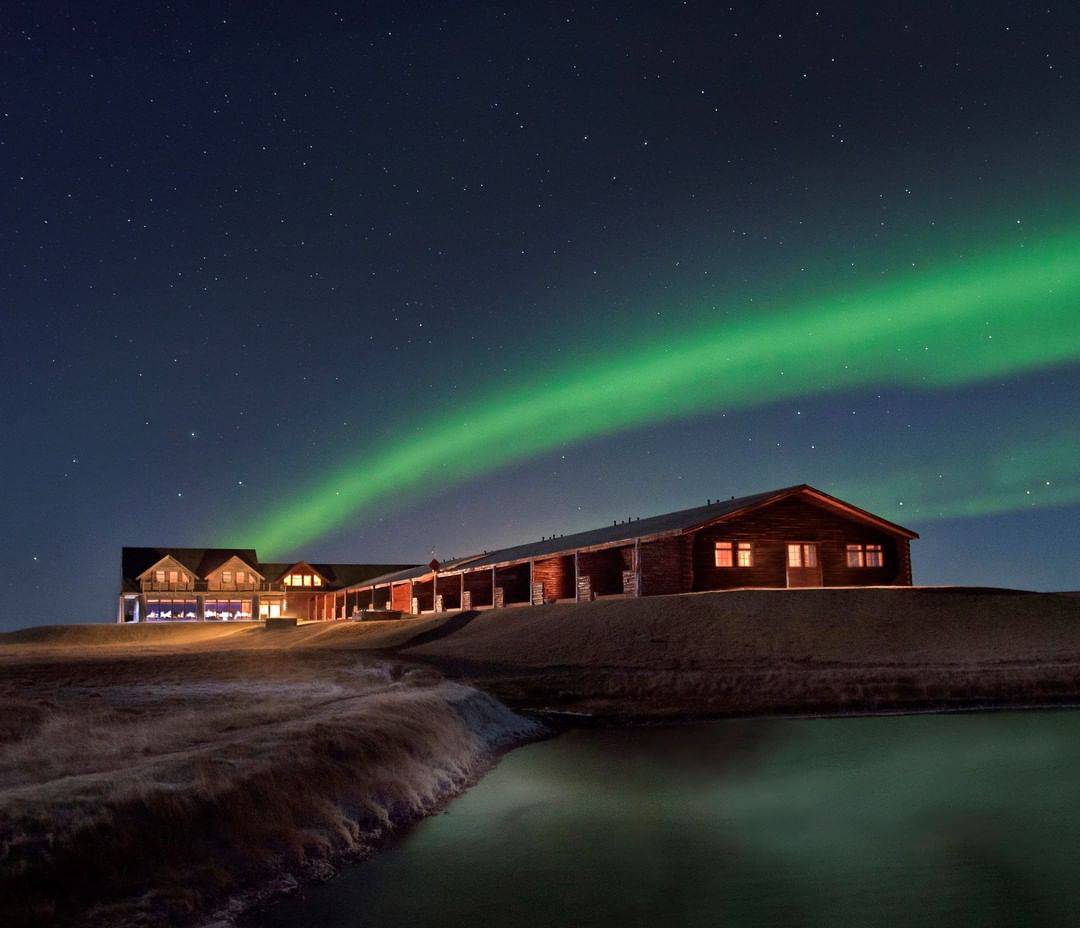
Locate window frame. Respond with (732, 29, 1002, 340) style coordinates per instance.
(715, 540, 753, 568)
(787, 543, 818, 568)
(846, 543, 884, 568)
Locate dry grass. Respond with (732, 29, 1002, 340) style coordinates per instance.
(3, 586, 1080, 925)
(388, 587, 1080, 717)
(0, 651, 541, 928)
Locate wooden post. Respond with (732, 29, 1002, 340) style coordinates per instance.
(634, 538, 642, 597)
(574, 551, 580, 602)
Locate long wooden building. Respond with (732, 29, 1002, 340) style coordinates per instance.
(308, 484, 918, 620)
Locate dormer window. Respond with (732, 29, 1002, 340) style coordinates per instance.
(155, 570, 166, 583)
(284, 572, 323, 587)
(222, 570, 234, 584)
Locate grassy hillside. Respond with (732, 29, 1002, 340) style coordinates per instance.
(5, 587, 1079, 717)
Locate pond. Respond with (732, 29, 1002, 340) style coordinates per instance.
(250, 711, 1080, 927)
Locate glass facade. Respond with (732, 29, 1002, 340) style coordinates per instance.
(204, 599, 253, 620)
(145, 598, 198, 620)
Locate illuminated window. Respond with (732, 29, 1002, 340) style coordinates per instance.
(222, 570, 233, 584)
(154, 570, 166, 583)
(715, 542, 733, 567)
(205, 599, 252, 620)
(715, 542, 753, 567)
(303, 574, 312, 587)
(787, 544, 818, 568)
(313, 576, 322, 586)
(168, 570, 178, 584)
(847, 544, 883, 567)
(146, 598, 197, 620)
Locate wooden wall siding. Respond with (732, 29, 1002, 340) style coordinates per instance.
(899, 539, 913, 585)
(639, 535, 693, 596)
(436, 574, 462, 610)
(532, 555, 575, 602)
(391, 582, 411, 612)
(692, 496, 910, 590)
(286, 590, 316, 620)
(463, 570, 494, 607)
(495, 563, 531, 603)
(577, 547, 631, 597)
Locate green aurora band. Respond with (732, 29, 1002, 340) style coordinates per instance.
(236, 231, 1080, 555)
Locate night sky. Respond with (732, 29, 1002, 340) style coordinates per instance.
(4, 2, 1079, 629)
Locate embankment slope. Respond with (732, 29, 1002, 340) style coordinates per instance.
(392, 587, 1080, 716)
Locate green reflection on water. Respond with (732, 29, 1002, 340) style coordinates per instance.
(254, 712, 1080, 928)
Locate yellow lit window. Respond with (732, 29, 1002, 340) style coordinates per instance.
(222, 570, 233, 584)
(716, 542, 752, 567)
(303, 575, 312, 587)
(715, 542, 733, 567)
(155, 570, 166, 583)
(313, 576, 322, 586)
(788, 544, 818, 568)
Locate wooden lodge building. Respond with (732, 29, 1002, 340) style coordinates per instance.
(119, 485, 917, 623)
(117, 549, 413, 623)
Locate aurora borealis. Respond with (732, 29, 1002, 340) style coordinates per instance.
(237, 228, 1080, 555)
(5, 2, 1080, 626)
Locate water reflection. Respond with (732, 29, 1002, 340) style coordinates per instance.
(252, 712, 1080, 927)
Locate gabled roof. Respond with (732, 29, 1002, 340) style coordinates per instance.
(123, 547, 261, 586)
(258, 561, 417, 588)
(343, 484, 917, 589)
(258, 560, 328, 583)
(452, 487, 796, 571)
(134, 553, 199, 581)
(122, 547, 414, 592)
(204, 554, 265, 579)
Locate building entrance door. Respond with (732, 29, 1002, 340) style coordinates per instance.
(786, 543, 823, 588)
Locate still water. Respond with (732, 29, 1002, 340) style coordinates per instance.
(253, 712, 1080, 927)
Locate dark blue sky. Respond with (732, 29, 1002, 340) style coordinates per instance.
(3, 2, 1078, 628)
